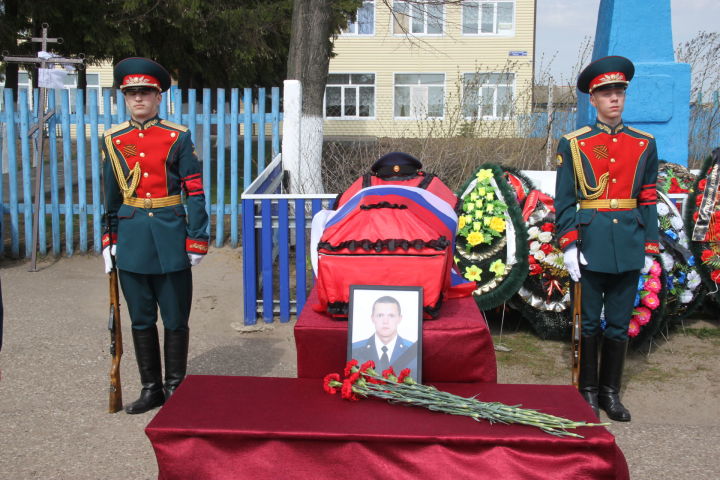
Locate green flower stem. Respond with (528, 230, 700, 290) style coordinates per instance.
(352, 370, 607, 438)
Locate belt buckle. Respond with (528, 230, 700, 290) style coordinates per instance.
(144, 198, 152, 209)
(609, 199, 618, 209)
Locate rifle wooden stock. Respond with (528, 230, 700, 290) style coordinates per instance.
(571, 282, 582, 388)
(108, 268, 123, 413)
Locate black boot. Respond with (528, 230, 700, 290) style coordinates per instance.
(163, 329, 189, 400)
(598, 337, 631, 422)
(578, 334, 600, 417)
(125, 327, 165, 414)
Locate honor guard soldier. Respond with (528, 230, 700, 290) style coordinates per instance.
(555, 56, 659, 422)
(101, 57, 209, 414)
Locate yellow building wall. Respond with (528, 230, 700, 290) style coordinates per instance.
(324, 0, 536, 138)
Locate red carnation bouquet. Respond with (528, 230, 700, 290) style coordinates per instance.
(324, 360, 607, 438)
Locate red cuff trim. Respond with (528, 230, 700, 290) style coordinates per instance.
(182, 173, 201, 180)
(102, 233, 118, 248)
(641, 183, 656, 189)
(183, 176, 204, 194)
(638, 188, 657, 203)
(559, 230, 578, 250)
(186, 238, 208, 254)
(645, 243, 660, 254)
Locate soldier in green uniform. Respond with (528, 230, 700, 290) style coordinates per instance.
(555, 56, 659, 422)
(101, 57, 209, 414)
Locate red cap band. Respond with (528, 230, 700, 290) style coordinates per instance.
(589, 71, 627, 92)
(121, 74, 161, 91)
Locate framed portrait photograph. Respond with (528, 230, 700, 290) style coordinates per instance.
(347, 285, 423, 382)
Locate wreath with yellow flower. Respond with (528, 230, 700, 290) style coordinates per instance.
(455, 164, 529, 310)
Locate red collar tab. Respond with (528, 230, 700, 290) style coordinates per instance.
(589, 71, 627, 93)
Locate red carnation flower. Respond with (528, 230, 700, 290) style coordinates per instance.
(712, 270, 720, 283)
(701, 249, 714, 263)
(382, 366, 396, 379)
(359, 360, 375, 373)
(323, 373, 341, 394)
(541, 223, 555, 232)
(528, 255, 537, 264)
(341, 379, 359, 400)
(693, 211, 699, 222)
(344, 359, 359, 377)
(696, 195, 703, 206)
(529, 263, 543, 275)
(540, 243, 554, 255)
(397, 368, 412, 384)
(698, 179, 707, 191)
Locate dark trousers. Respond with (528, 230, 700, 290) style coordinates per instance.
(118, 269, 193, 332)
(576, 269, 640, 340)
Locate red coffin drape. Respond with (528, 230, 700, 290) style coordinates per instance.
(295, 288, 497, 383)
(146, 375, 629, 480)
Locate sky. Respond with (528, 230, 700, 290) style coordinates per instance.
(535, 0, 720, 83)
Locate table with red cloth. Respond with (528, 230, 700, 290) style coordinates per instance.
(294, 288, 497, 383)
(146, 375, 629, 480)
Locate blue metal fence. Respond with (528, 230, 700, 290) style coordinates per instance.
(241, 156, 335, 324)
(0, 86, 282, 257)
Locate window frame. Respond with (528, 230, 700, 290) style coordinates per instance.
(324, 72, 377, 120)
(393, 72, 446, 120)
(461, 0, 516, 37)
(392, 0, 445, 36)
(342, 0, 376, 36)
(462, 72, 516, 120)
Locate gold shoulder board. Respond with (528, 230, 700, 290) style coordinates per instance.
(562, 125, 592, 141)
(627, 126, 654, 138)
(103, 121, 130, 137)
(160, 119, 189, 132)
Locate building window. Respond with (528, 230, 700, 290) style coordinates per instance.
(462, 1, 514, 35)
(325, 73, 375, 119)
(394, 73, 444, 118)
(393, 1, 443, 35)
(343, 0, 375, 35)
(462, 73, 514, 119)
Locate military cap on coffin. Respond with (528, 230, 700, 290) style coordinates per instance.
(114, 57, 171, 92)
(371, 152, 423, 178)
(577, 55, 635, 94)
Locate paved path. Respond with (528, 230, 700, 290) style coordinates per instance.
(0, 249, 717, 479)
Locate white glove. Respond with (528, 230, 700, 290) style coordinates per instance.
(188, 253, 204, 267)
(102, 245, 117, 274)
(563, 245, 588, 282)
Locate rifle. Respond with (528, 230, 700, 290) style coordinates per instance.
(571, 281, 582, 388)
(107, 218, 123, 413)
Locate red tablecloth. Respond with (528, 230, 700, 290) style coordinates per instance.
(295, 288, 497, 383)
(146, 375, 628, 480)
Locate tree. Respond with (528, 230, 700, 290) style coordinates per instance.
(0, 0, 295, 91)
(284, 0, 360, 192)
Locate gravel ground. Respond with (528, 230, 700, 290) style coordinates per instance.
(1, 248, 718, 479)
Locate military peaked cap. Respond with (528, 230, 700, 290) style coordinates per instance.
(371, 152, 423, 177)
(114, 57, 171, 92)
(577, 56, 634, 94)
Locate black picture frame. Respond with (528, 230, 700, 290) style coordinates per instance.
(347, 285, 423, 382)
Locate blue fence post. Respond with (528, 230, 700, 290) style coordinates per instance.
(278, 199, 290, 322)
(33, 89, 48, 256)
(294, 198, 307, 315)
(243, 88, 253, 190)
(242, 198, 257, 325)
(187, 89, 197, 145)
(230, 89, 239, 248)
(271, 87, 280, 157)
(76, 90, 88, 253)
(88, 89, 102, 252)
(202, 88, 212, 238)
(257, 88, 266, 172)
(215, 88, 226, 247)
(19, 90, 32, 258)
(60, 89, 74, 256)
(261, 198, 273, 322)
(5, 89, 19, 257)
(48, 89, 61, 255)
